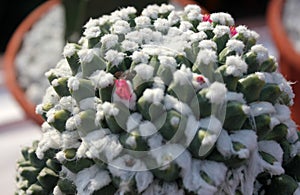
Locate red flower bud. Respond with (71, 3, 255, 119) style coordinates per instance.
(115, 79, 132, 100)
(203, 14, 212, 23)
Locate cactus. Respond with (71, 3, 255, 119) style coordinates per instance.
(16, 4, 300, 195)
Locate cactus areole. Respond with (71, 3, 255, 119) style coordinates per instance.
(16, 4, 300, 195)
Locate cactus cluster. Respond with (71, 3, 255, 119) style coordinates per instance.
(16, 3, 300, 195)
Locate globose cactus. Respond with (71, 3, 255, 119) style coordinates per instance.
(16, 4, 300, 195)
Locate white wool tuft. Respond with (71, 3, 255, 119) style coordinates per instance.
(170, 116, 180, 126)
(230, 130, 257, 159)
(168, 11, 180, 25)
(198, 116, 222, 156)
(61, 131, 80, 149)
(143, 180, 184, 195)
(235, 25, 259, 40)
(142, 4, 160, 19)
(152, 76, 166, 91)
(134, 64, 154, 80)
(63, 43, 77, 58)
(198, 40, 217, 51)
(261, 72, 274, 83)
(183, 160, 216, 194)
(190, 31, 207, 43)
(199, 116, 222, 135)
(225, 92, 246, 104)
(67, 76, 80, 91)
(111, 20, 130, 34)
(197, 21, 213, 32)
(251, 44, 269, 64)
(151, 144, 185, 167)
(258, 140, 283, 162)
(154, 18, 170, 32)
(205, 82, 227, 104)
(125, 136, 137, 148)
(226, 39, 245, 54)
(216, 130, 233, 157)
(81, 129, 122, 162)
(272, 72, 295, 105)
(159, 4, 175, 14)
(126, 112, 142, 132)
(36, 129, 62, 159)
(158, 55, 177, 68)
(184, 4, 201, 13)
(173, 65, 194, 85)
(258, 141, 285, 175)
(66, 114, 81, 131)
(273, 103, 291, 122)
(104, 50, 125, 66)
(164, 95, 192, 116)
(143, 88, 164, 104)
(139, 121, 157, 136)
(187, 10, 201, 21)
(135, 16, 151, 28)
(100, 34, 118, 49)
(147, 133, 163, 149)
(89, 70, 114, 88)
(200, 160, 228, 186)
(213, 25, 230, 38)
(97, 102, 119, 117)
(135, 171, 154, 193)
(59, 96, 78, 113)
(210, 12, 234, 26)
(285, 119, 299, 143)
(131, 51, 150, 64)
(255, 72, 266, 81)
(225, 55, 248, 77)
(184, 115, 199, 145)
(270, 116, 281, 129)
(249, 101, 276, 117)
(196, 49, 217, 65)
(75, 165, 111, 194)
(78, 48, 98, 64)
(84, 18, 99, 29)
(121, 40, 139, 52)
(179, 21, 193, 32)
(53, 186, 63, 195)
(84, 26, 101, 39)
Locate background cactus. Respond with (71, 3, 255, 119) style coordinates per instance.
(16, 3, 300, 195)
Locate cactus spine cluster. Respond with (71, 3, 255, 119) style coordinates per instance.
(16, 3, 300, 195)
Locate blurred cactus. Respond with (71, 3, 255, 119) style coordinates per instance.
(16, 3, 300, 195)
(62, 0, 169, 42)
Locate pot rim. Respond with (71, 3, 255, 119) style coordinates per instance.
(267, 0, 300, 69)
(3, 0, 60, 125)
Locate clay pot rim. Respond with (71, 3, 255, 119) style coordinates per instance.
(4, 0, 60, 125)
(267, 0, 300, 68)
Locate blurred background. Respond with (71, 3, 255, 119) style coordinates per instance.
(0, 0, 270, 53)
(0, 0, 284, 193)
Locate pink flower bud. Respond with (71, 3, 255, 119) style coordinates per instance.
(196, 75, 205, 84)
(230, 26, 237, 36)
(203, 14, 212, 23)
(115, 79, 132, 100)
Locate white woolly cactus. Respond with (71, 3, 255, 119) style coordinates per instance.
(16, 3, 300, 195)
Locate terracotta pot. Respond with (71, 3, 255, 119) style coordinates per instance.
(4, 0, 60, 125)
(4, 0, 206, 126)
(267, 0, 300, 125)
